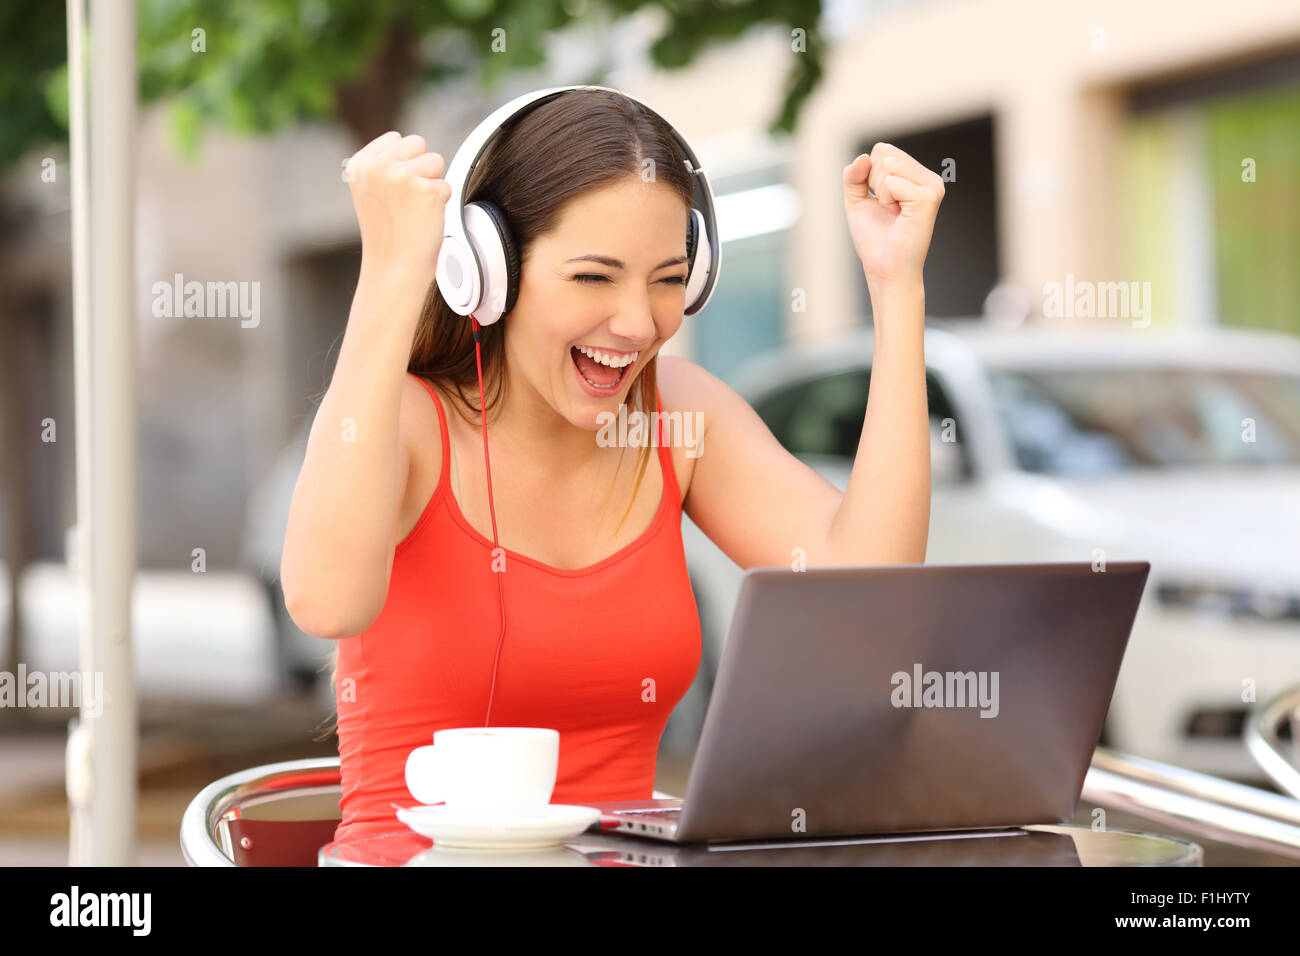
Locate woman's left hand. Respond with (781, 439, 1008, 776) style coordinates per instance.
(843, 144, 946, 290)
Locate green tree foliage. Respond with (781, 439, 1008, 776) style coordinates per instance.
(5, 0, 827, 169)
(1, 0, 69, 170)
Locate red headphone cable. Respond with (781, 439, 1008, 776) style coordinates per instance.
(471, 317, 508, 728)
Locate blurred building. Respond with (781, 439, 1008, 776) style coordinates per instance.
(632, 0, 1300, 358)
(3, 0, 1299, 576)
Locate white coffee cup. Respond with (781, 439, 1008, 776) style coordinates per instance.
(404, 727, 559, 815)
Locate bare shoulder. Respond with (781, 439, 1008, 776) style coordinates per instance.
(654, 352, 795, 515)
(656, 353, 723, 417)
(654, 354, 745, 504)
(656, 353, 753, 427)
(399, 372, 444, 486)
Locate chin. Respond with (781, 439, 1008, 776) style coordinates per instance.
(569, 390, 629, 428)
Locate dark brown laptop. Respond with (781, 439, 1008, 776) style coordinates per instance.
(589, 561, 1150, 844)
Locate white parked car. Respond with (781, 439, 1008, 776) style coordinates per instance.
(0, 560, 282, 705)
(668, 320, 1300, 781)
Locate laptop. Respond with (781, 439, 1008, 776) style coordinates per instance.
(566, 825, 1086, 866)
(587, 561, 1150, 844)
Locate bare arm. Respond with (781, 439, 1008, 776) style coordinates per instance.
(280, 266, 427, 638)
(672, 303, 928, 569)
(677, 142, 941, 569)
(280, 130, 451, 639)
(825, 281, 930, 564)
(826, 144, 942, 563)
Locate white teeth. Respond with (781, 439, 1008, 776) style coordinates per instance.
(575, 345, 638, 368)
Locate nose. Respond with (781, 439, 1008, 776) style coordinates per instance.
(606, 286, 659, 348)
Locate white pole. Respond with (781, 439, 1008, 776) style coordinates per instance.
(70, 0, 138, 866)
(64, 0, 92, 869)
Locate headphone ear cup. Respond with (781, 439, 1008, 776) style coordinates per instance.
(683, 208, 713, 315)
(467, 200, 522, 323)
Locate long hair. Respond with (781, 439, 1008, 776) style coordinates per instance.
(314, 89, 697, 741)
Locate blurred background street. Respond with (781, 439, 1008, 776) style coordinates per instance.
(2, 0, 1299, 865)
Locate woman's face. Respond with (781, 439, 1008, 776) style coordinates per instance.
(506, 174, 691, 430)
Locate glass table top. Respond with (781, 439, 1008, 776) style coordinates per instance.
(318, 822, 1204, 867)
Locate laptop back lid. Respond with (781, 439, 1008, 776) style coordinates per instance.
(675, 561, 1150, 843)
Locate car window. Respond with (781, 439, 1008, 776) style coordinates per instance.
(753, 368, 970, 476)
(988, 368, 1300, 473)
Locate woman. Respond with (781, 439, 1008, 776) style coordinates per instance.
(281, 89, 943, 842)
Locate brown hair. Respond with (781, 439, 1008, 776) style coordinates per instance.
(314, 89, 697, 741)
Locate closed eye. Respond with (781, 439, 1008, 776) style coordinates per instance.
(573, 274, 688, 286)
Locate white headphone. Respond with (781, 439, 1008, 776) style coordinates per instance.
(434, 85, 721, 327)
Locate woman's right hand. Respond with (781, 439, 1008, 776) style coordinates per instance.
(345, 131, 452, 281)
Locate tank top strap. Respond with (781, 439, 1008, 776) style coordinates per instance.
(413, 373, 678, 514)
(413, 374, 450, 489)
(654, 386, 682, 510)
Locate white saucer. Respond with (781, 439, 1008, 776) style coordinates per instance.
(404, 846, 593, 867)
(395, 804, 602, 850)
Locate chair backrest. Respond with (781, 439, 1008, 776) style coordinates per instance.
(1246, 685, 1300, 800)
(181, 757, 342, 867)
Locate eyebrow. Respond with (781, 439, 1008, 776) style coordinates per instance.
(566, 254, 689, 271)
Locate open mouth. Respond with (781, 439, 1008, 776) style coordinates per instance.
(570, 345, 636, 392)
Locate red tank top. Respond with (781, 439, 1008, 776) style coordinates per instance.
(333, 373, 702, 841)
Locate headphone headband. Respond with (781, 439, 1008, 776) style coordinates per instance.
(435, 85, 720, 323)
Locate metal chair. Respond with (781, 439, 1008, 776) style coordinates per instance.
(1245, 683, 1300, 800)
(186, 748, 1300, 865)
(1082, 745, 1300, 861)
(181, 757, 343, 867)
(181, 755, 680, 866)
